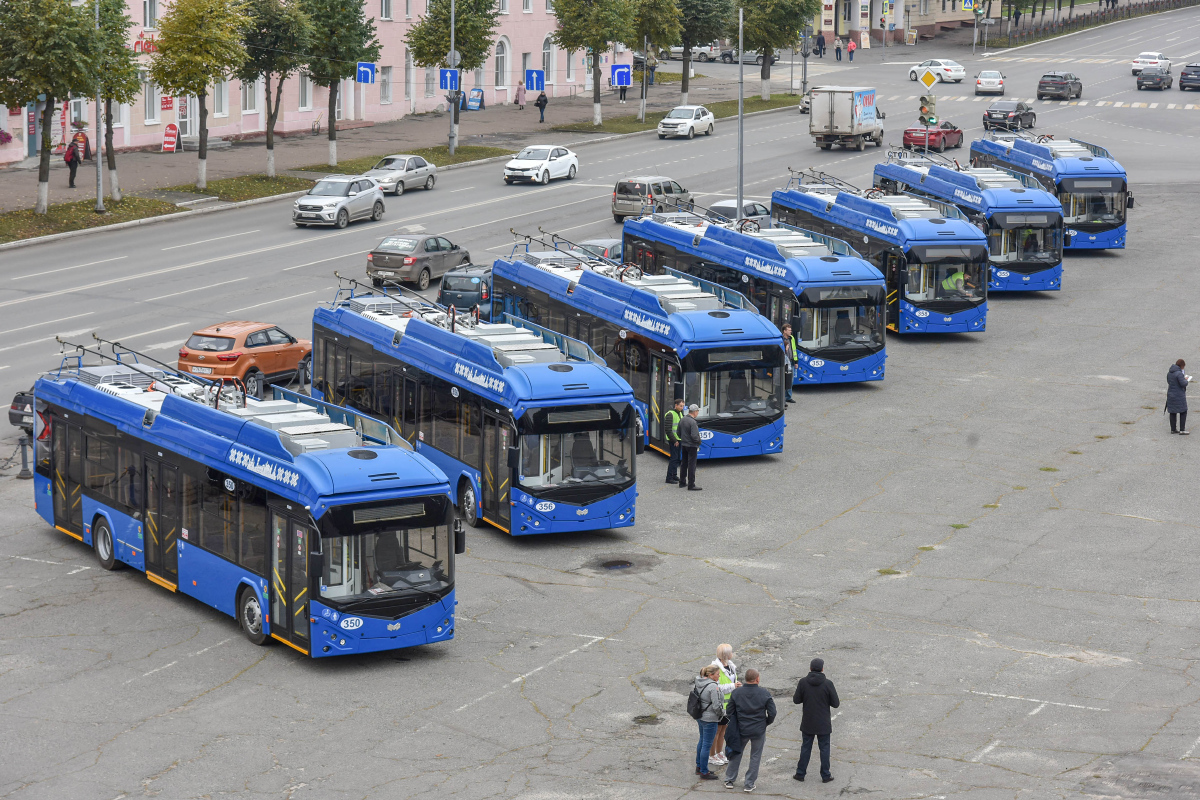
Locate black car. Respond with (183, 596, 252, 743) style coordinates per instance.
(436, 264, 492, 320)
(9, 388, 34, 436)
(983, 100, 1036, 130)
(1137, 67, 1173, 90)
(1182, 63, 1200, 90)
(1036, 71, 1082, 100)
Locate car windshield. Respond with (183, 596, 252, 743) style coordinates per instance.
(185, 334, 235, 351)
(1142, 68, 1164, 75)
(373, 157, 405, 170)
(991, 102, 1018, 110)
(1040, 74, 1064, 81)
(666, 108, 693, 119)
(1138, 53, 1160, 59)
(904, 247, 988, 304)
(988, 214, 1064, 267)
(681, 347, 785, 422)
(376, 236, 418, 252)
(516, 147, 551, 161)
(319, 523, 452, 604)
(943, 61, 962, 68)
(442, 274, 482, 291)
(577, 243, 611, 257)
(980, 71, 1002, 78)
(796, 286, 886, 354)
(309, 180, 351, 196)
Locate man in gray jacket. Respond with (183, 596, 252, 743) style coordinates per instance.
(724, 668, 777, 792)
(678, 404, 702, 491)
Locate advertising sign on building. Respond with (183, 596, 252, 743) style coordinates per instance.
(161, 96, 173, 111)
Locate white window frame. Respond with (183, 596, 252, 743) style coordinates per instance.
(380, 66, 393, 104)
(212, 80, 228, 117)
(424, 67, 435, 97)
(522, 0, 531, 11)
(142, 73, 160, 124)
(405, 51, 413, 99)
(143, 0, 158, 29)
(566, 50, 576, 82)
(241, 77, 259, 113)
(545, 0, 553, 11)
(919, 0, 929, 15)
(542, 37, 555, 84)
(299, 74, 312, 110)
(495, 39, 509, 87)
(498, 0, 508, 13)
(381, 0, 392, 18)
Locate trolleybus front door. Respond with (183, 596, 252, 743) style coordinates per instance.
(270, 510, 312, 653)
(482, 414, 513, 532)
(51, 420, 83, 538)
(143, 458, 180, 589)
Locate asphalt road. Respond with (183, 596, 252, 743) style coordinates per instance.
(4, 7, 1200, 799)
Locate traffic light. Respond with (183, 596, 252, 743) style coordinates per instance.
(919, 94, 937, 126)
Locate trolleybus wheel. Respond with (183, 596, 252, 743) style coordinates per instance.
(335, 209, 349, 228)
(459, 480, 482, 528)
(417, 268, 431, 291)
(371, 201, 385, 221)
(94, 517, 121, 571)
(238, 587, 269, 646)
(244, 370, 263, 399)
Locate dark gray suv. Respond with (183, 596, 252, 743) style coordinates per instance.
(437, 264, 492, 320)
(1036, 72, 1082, 100)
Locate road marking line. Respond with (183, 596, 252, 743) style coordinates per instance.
(1182, 734, 1200, 760)
(1150, 102, 1159, 108)
(161, 230, 260, 251)
(0, 311, 94, 337)
(11, 256, 126, 281)
(282, 251, 370, 271)
(145, 276, 249, 302)
(0, 553, 62, 565)
(117, 322, 192, 340)
(972, 740, 1000, 762)
(449, 186, 475, 192)
(142, 661, 177, 677)
(0, 327, 96, 354)
(189, 638, 232, 657)
(454, 635, 613, 713)
(229, 290, 318, 314)
(966, 690, 1108, 712)
(1028, 702, 1047, 716)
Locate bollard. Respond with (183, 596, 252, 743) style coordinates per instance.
(16, 435, 33, 480)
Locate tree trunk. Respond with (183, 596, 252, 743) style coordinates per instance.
(328, 80, 339, 166)
(104, 98, 121, 202)
(592, 59, 602, 125)
(680, 34, 691, 106)
(35, 97, 55, 214)
(197, 92, 209, 190)
(266, 73, 284, 178)
(1069, 0, 1074, 17)
(760, 48, 772, 101)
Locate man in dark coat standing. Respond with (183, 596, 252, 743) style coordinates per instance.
(723, 668, 776, 792)
(1167, 359, 1191, 434)
(677, 404, 702, 491)
(792, 657, 839, 783)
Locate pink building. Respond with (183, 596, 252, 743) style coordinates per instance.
(0, 0, 632, 167)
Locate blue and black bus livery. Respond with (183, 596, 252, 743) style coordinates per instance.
(33, 358, 459, 658)
(772, 185, 990, 334)
(622, 214, 887, 384)
(969, 135, 1130, 250)
(491, 252, 787, 459)
(874, 157, 1065, 292)
(313, 289, 638, 536)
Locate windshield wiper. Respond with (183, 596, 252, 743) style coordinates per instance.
(331, 585, 445, 612)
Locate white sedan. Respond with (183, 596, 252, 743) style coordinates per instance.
(910, 59, 966, 83)
(1132, 51, 1170, 75)
(503, 145, 578, 185)
(657, 105, 715, 140)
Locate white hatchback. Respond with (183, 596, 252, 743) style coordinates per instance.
(1132, 51, 1170, 75)
(503, 145, 579, 185)
(657, 105, 715, 140)
(910, 59, 966, 83)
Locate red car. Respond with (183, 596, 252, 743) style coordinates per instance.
(902, 121, 964, 152)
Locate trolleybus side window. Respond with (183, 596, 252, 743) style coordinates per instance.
(85, 432, 118, 502)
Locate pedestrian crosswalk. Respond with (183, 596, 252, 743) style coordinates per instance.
(982, 55, 1128, 63)
(878, 93, 1200, 110)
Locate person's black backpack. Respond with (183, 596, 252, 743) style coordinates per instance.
(687, 685, 705, 720)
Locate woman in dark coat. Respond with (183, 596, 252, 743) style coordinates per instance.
(1167, 359, 1191, 434)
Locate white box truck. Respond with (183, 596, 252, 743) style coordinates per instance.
(809, 86, 886, 151)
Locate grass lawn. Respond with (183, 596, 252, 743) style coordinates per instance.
(551, 93, 801, 135)
(0, 197, 181, 245)
(296, 144, 514, 175)
(631, 70, 706, 84)
(167, 174, 313, 202)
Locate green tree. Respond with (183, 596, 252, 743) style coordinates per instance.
(301, 0, 380, 167)
(551, 0, 636, 126)
(236, 0, 311, 177)
(632, 0, 681, 120)
(95, 0, 142, 201)
(406, 0, 500, 153)
(735, 0, 819, 100)
(0, 0, 99, 213)
(149, 0, 249, 190)
(677, 0, 731, 104)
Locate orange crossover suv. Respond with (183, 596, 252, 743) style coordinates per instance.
(177, 322, 311, 398)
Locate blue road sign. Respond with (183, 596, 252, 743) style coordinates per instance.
(439, 69, 459, 91)
(524, 69, 545, 91)
(356, 62, 376, 84)
(611, 64, 632, 87)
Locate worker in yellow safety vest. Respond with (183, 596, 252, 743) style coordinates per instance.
(709, 643, 741, 767)
(664, 397, 684, 484)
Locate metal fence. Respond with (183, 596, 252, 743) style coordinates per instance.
(996, 0, 1200, 47)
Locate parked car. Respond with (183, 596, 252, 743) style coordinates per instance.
(903, 120, 964, 151)
(436, 264, 493, 320)
(503, 145, 578, 185)
(975, 70, 1005, 95)
(983, 100, 1035, 130)
(719, 49, 778, 65)
(571, 238, 624, 262)
(9, 388, 34, 437)
(669, 42, 720, 62)
(292, 175, 384, 228)
(612, 175, 694, 222)
(362, 154, 437, 195)
(705, 200, 772, 225)
(1037, 71, 1083, 100)
(1137, 66, 1173, 90)
(1181, 63, 1200, 90)
(178, 322, 311, 398)
(909, 59, 966, 83)
(1132, 51, 1170, 75)
(368, 233, 470, 290)
(658, 105, 715, 139)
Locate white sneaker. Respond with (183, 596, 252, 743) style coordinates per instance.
(710, 754, 728, 765)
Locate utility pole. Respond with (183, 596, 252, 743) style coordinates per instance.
(94, 0, 105, 213)
(801, 24, 811, 97)
(448, 0, 458, 155)
(737, 7, 744, 219)
(639, 35, 648, 122)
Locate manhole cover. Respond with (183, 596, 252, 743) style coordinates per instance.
(602, 560, 633, 570)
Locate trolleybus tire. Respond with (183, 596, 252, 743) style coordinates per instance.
(458, 480, 482, 528)
(425, 176, 436, 190)
(93, 517, 121, 571)
(244, 370, 263, 399)
(237, 587, 269, 646)
(417, 268, 431, 291)
(371, 201, 385, 222)
(335, 209, 349, 228)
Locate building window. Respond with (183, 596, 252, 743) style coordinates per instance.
(381, 0, 392, 17)
(567, 50, 575, 81)
(212, 80, 227, 116)
(522, 52, 531, 79)
(335, 81, 344, 118)
(495, 40, 508, 87)
(143, 73, 160, 123)
(405, 51, 413, 99)
(919, 0, 929, 15)
(498, 0, 508, 13)
(542, 37, 554, 83)
(380, 66, 393, 103)
(522, 0, 531, 10)
(546, 0, 553, 11)
(143, 0, 158, 28)
(425, 67, 435, 97)
(474, 66, 484, 87)
(241, 78, 258, 112)
(69, 98, 87, 126)
(299, 74, 311, 110)
(405, 0, 411, 14)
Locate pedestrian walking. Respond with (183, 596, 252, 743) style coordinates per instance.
(619, 83, 628, 103)
(534, 91, 548, 123)
(690, 665, 724, 780)
(723, 668, 777, 792)
(793, 657, 839, 783)
(709, 644, 740, 767)
(835, 39, 843, 61)
(665, 398, 685, 484)
(1167, 358, 1191, 434)
(816, 32, 825, 57)
(64, 123, 91, 189)
(1013, 8, 1021, 26)
(516, 80, 527, 110)
(678, 403, 702, 491)
(847, 37, 857, 62)
(781, 323, 797, 404)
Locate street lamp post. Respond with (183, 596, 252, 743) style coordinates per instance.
(448, 0, 457, 155)
(801, 24, 811, 97)
(94, 0, 105, 213)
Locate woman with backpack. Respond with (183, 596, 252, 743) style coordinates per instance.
(689, 665, 724, 780)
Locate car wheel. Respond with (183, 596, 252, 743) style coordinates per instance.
(372, 277, 383, 287)
(614, 214, 624, 223)
(417, 268, 431, 291)
(371, 201, 384, 222)
(755, 56, 763, 65)
(1027, 115, 1035, 128)
(294, 223, 307, 227)
(237, 587, 269, 646)
(698, 53, 709, 62)
(395, 182, 404, 196)
(1036, 94, 1043, 100)
(459, 480, 482, 528)
(568, 164, 577, 179)
(954, 135, 963, 148)
(93, 517, 121, 571)
(244, 370, 263, 399)
(706, 125, 713, 135)
(954, 78, 962, 83)
(723, 55, 732, 63)
(687, 126, 695, 140)
(937, 139, 946, 153)
(335, 208, 349, 228)
(658, 134, 666, 139)
(909, 71, 917, 80)
(855, 137, 865, 151)
(425, 175, 436, 190)
(540, 171, 550, 185)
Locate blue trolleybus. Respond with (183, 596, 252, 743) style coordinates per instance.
(32, 342, 461, 658)
(622, 212, 887, 384)
(491, 249, 787, 460)
(312, 284, 639, 536)
(772, 172, 990, 335)
(874, 152, 1065, 292)
(969, 133, 1131, 251)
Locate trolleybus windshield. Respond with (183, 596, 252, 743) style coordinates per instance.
(986, 212, 1064, 270)
(680, 346, 784, 422)
(904, 245, 989, 305)
(796, 286, 885, 355)
(517, 402, 636, 497)
(1058, 178, 1126, 228)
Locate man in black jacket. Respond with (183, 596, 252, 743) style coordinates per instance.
(677, 404, 702, 491)
(723, 668, 776, 792)
(792, 657, 839, 783)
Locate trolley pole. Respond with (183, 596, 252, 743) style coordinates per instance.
(737, 7, 744, 217)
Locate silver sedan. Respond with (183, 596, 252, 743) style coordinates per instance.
(363, 154, 437, 196)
